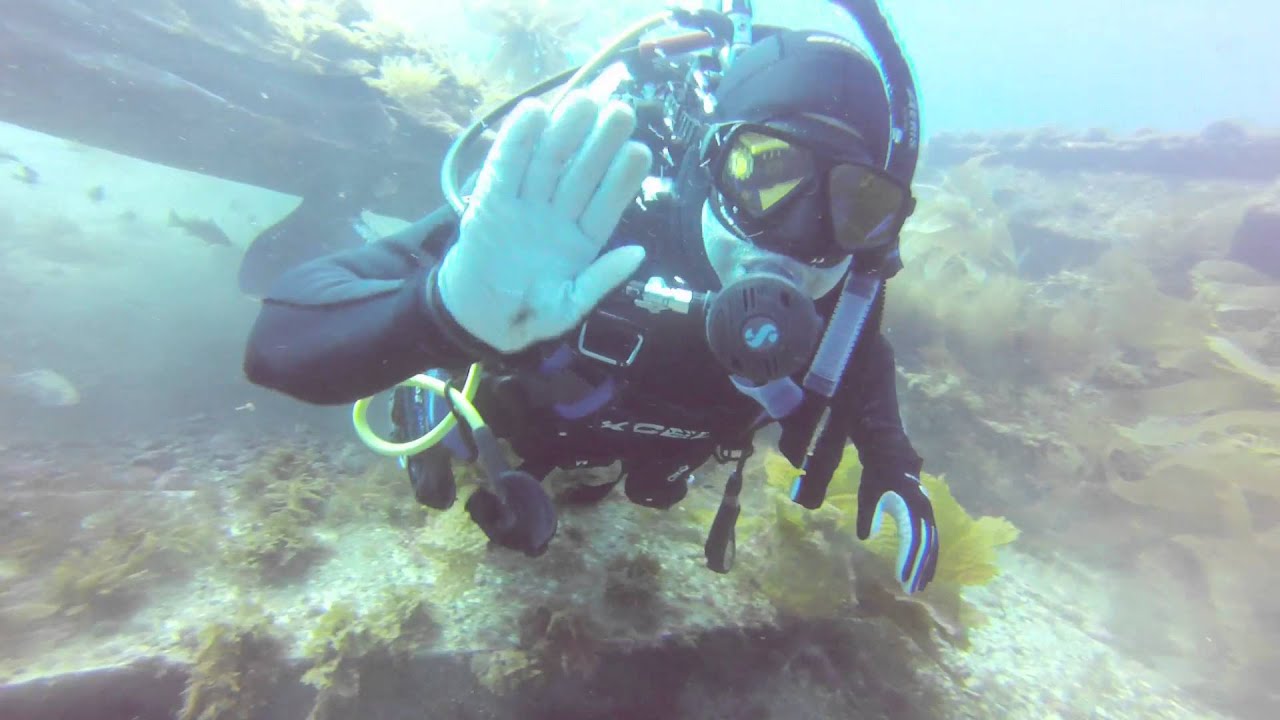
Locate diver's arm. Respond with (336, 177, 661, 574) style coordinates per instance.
(247, 94, 649, 405)
(841, 294, 924, 476)
(243, 206, 496, 405)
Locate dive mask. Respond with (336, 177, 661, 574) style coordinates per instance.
(701, 120, 913, 267)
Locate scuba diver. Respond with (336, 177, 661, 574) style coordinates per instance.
(243, 1, 939, 594)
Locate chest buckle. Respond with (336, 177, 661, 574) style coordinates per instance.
(577, 310, 645, 368)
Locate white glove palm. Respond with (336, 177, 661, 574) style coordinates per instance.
(437, 92, 653, 354)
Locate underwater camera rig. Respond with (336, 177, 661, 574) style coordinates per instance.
(351, 0, 921, 569)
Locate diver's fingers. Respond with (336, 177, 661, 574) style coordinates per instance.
(921, 522, 939, 588)
(577, 142, 652, 244)
(520, 92, 598, 205)
(899, 513, 923, 586)
(474, 99, 548, 200)
(552, 100, 638, 221)
(905, 519, 931, 593)
(568, 245, 647, 314)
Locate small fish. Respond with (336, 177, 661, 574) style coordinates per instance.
(168, 210, 233, 247)
(87, 185, 106, 203)
(1, 369, 81, 407)
(12, 165, 39, 185)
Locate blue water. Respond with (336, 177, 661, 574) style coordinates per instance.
(760, 0, 1280, 136)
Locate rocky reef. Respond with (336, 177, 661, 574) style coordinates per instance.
(893, 122, 1280, 717)
(0, 433, 983, 719)
(925, 121, 1280, 182)
(236, 0, 588, 135)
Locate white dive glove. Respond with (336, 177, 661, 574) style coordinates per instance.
(436, 91, 653, 354)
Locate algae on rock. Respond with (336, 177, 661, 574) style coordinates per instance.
(40, 497, 208, 621)
(603, 551, 665, 630)
(751, 447, 1017, 642)
(179, 607, 285, 720)
(416, 499, 490, 604)
(362, 53, 487, 135)
(516, 600, 604, 680)
(467, 0, 586, 88)
(300, 587, 441, 719)
(327, 456, 426, 528)
(223, 446, 332, 582)
(887, 154, 1280, 712)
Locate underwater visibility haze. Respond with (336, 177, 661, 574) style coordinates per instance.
(0, 1, 1277, 719)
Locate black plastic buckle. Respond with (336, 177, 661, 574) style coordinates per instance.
(714, 442, 754, 465)
(577, 311, 645, 368)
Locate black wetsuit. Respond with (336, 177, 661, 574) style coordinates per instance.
(243, 204, 922, 508)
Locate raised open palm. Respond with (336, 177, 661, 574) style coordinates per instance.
(437, 91, 653, 354)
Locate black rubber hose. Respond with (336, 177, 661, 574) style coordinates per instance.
(829, 0, 921, 188)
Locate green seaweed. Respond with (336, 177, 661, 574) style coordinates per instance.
(467, 0, 584, 88)
(223, 447, 332, 582)
(756, 495, 858, 620)
(469, 649, 542, 696)
(753, 447, 1016, 635)
(764, 448, 1017, 590)
(300, 602, 361, 695)
(468, 598, 606, 696)
(603, 551, 664, 630)
(858, 471, 1020, 588)
(300, 587, 440, 717)
(240, 0, 506, 133)
(179, 607, 284, 720)
(326, 457, 427, 528)
(517, 600, 603, 679)
(886, 158, 1280, 708)
(415, 500, 490, 603)
(1, 457, 215, 631)
(45, 527, 157, 619)
(362, 53, 486, 135)
(19, 493, 209, 623)
(222, 512, 322, 581)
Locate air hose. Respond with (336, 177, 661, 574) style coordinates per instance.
(350, 363, 482, 457)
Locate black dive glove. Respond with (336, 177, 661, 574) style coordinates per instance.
(856, 468, 939, 594)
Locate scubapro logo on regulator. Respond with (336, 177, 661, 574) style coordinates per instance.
(743, 319, 779, 350)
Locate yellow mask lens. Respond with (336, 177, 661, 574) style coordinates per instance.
(719, 131, 815, 217)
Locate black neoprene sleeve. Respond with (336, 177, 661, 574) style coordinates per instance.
(840, 291, 925, 477)
(242, 206, 494, 405)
